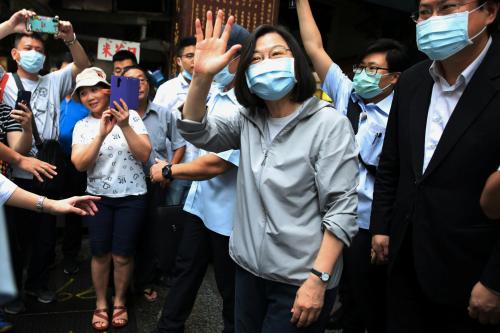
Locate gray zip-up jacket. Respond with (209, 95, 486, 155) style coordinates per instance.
(178, 97, 359, 288)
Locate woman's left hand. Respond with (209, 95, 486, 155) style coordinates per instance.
(110, 98, 130, 128)
(290, 275, 327, 328)
(48, 195, 100, 216)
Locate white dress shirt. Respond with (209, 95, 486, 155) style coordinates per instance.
(423, 38, 492, 172)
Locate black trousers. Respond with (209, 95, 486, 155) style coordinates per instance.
(155, 212, 235, 333)
(234, 266, 336, 333)
(134, 180, 165, 290)
(61, 156, 86, 265)
(340, 228, 386, 333)
(6, 178, 57, 292)
(387, 230, 500, 333)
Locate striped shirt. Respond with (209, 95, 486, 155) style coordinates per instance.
(0, 103, 21, 144)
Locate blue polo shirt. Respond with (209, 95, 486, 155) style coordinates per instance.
(322, 62, 392, 230)
(182, 89, 240, 236)
(60, 97, 89, 155)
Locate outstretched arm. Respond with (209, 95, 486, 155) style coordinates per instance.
(296, 0, 333, 82)
(150, 153, 235, 183)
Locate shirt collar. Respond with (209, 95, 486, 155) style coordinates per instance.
(178, 73, 190, 88)
(351, 91, 394, 116)
(429, 37, 492, 91)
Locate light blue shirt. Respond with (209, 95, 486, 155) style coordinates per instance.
(323, 63, 392, 230)
(182, 89, 240, 236)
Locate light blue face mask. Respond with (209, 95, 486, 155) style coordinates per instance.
(18, 50, 46, 74)
(245, 57, 297, 101)
(182, 69, 192, 81)
(213, 64, 235, 87)
(416, 3, 487, 61)
(352, 70, 392, 100)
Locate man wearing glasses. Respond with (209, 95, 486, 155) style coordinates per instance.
(296, 1, 410, 332)
(371, 0, 500, 332)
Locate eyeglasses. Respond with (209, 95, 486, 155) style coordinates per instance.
(180, 53, 194, 60)
(411, 1, 478, 23)
(353, 64, 390, 76)
(251, 45, 292, 64)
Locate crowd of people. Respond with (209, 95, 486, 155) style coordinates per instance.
(0, 0, 499, 332)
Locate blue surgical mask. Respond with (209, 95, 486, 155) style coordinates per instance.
(416, 3, 487, 61)
(213, 64, 235, 87)
(18, 50, 46, 74)
(352, 70, 391, 100)
(182, 69, 192, 81)
(245, 57, 297, 101)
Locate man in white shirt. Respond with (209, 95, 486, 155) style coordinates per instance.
(2, 11, 90, 310)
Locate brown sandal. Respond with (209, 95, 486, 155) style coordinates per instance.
(91, 308, 109, 331)
(112, 305, 128, 328)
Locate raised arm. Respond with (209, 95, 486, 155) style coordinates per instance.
(296, 0, 333, 82)
(0, 9, 36, 40)
(183, 10, 241, 122)
(55, 21, 91, 78)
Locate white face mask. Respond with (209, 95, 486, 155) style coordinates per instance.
(18, 49, 46, 73)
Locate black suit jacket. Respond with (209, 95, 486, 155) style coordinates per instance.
(370, 38, 500, 307)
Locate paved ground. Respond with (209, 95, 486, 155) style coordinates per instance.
(7, 238, 342, 333)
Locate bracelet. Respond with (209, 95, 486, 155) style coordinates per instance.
(35, 195, 46, 213)
(64, 33, 77, 46)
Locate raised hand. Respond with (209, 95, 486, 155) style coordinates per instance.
(110, 99, 130, 128)
(99, 110, 117, 138)
(193, 10, 242, 77)
(55, 20, 75, 43)
(7, 9, 36, 34)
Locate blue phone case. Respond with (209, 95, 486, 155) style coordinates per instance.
(110, 76, 140, 111)
(26, 16, 59, 34)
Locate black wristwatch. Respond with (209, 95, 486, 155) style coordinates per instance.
(310, 268, 331, 283)
(161, 163, 174, 181)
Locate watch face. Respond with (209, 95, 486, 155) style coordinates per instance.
(321, 273, 330, 282)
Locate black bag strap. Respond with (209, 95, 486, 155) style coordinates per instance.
(12, 73, 43, 147)
(346, 97, 378, 177)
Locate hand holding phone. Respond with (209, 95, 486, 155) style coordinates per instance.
(8, 9, 37, 34)
(16, 90, 31, 109)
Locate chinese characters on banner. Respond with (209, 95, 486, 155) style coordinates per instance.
(97, 38, 141, 62)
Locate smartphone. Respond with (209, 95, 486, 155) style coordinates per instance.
(16, 90, 32, 109)
(110, 76, 140, 111)
(26, 15, 59, 34)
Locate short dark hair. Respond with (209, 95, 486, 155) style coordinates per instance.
(112, 50, 138, 64)
(234, 25, 316, 114)
(56, 52, 73, 70)
(361, 38, 410, 73)
(415, 0, 500, 34)
(175, 36, 196, 57)
(14, 33, 44, 49)
(479, 0, 500, 34)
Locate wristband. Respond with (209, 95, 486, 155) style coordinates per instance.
(36, 195, 46, 213)
(64, 33, 77, 46)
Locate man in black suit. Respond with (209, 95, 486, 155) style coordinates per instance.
(370, 0, 500, 332)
